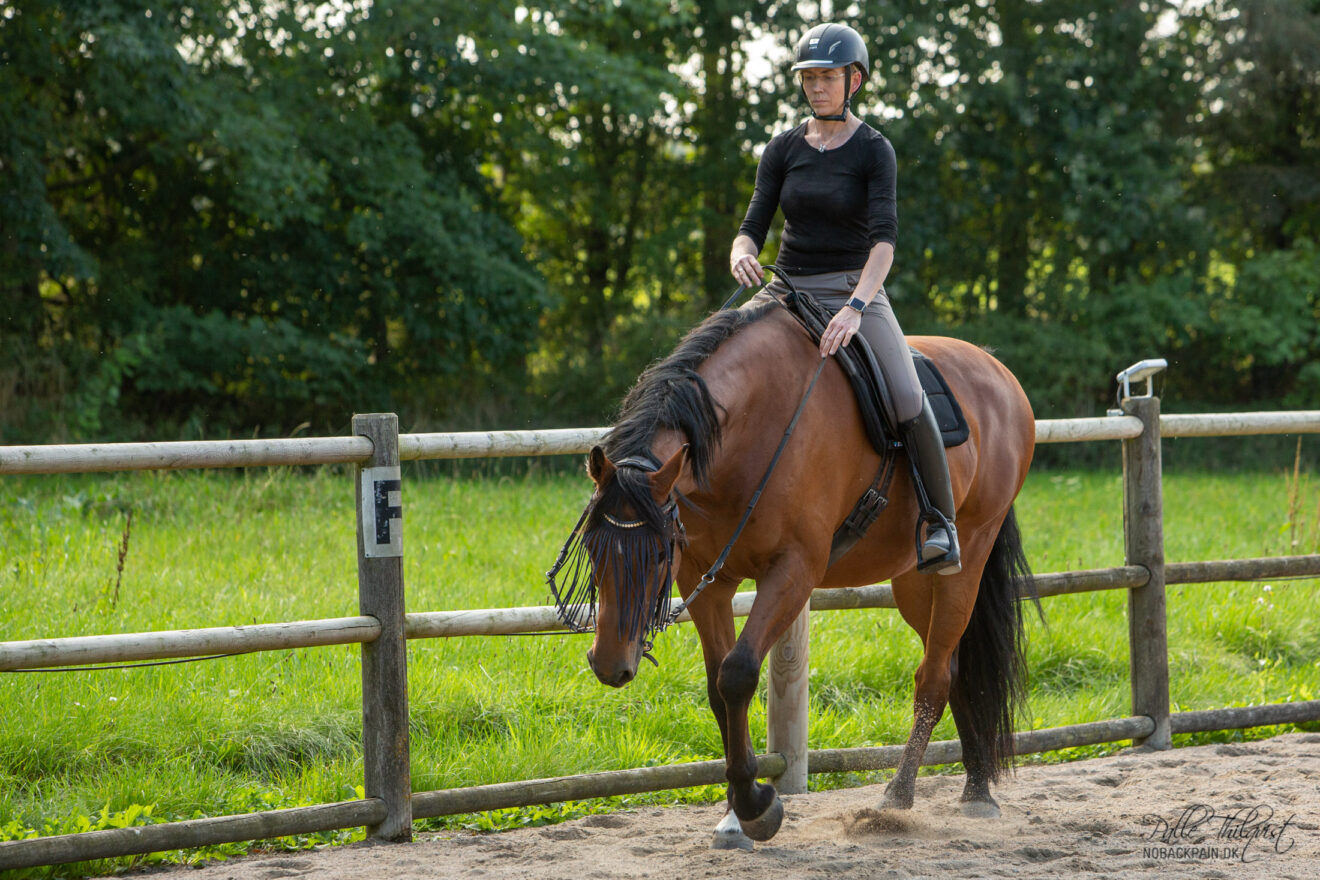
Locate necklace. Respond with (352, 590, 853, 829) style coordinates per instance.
(813, 121, 849, 153)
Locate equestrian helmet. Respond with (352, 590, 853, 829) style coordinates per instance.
(791, 22, 869, 82)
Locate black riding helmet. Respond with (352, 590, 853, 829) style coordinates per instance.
(792, 23, 869, 122)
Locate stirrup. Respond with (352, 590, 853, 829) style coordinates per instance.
(916, 516, 961, 575)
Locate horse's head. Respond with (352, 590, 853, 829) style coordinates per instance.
(547, 445, 687, 687)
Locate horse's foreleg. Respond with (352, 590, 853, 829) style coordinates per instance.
(687, 589, 756, 850)
(713, 569, 815, 843)
(714, 638, 782, 840)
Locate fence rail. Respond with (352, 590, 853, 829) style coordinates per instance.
(3, 399, 1320, 871)
(8, 557, 1320, 673)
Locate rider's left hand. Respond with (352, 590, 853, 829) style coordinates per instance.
(820, 307, 862, 357)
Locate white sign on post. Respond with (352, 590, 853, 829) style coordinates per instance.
(360, 466, 403, 558)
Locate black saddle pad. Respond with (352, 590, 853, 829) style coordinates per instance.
(779, 290, 969, 454)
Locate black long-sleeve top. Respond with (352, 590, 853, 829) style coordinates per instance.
(737, 120, 897, 276)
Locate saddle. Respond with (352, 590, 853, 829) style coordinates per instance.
(776, 287, 969, 567)
(779, 288, 969, 452)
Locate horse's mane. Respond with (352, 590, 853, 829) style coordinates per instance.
(602, 301, 778, 493)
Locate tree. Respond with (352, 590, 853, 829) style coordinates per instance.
(0, 0, 545, 439)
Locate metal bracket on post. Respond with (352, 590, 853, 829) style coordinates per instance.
(1118, 368, 1172, 751)
(1116, 358, 1167, 403)
(354, 413, 413, 841)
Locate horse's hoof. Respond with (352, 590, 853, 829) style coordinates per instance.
(959, 799, 1001, 819)
(711, 828, 754, 851)
(739, 796, 784, 842)
(881, 786, 913, 812)
(711, 811, 754, 851)
(879, 786, 913, 811)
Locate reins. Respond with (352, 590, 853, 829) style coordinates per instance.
(547, 265, 828, 642)
(666, 266, 822, 623)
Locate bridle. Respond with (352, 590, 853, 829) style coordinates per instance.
(545, 267, 825, 655)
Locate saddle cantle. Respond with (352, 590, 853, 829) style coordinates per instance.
(779, 288, 970, 452)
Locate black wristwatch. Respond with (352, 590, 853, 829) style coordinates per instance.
(845, 296, 868, 313)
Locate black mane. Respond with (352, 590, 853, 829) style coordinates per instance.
(554, 302, 776, 644)
(602, 301, 777, 491)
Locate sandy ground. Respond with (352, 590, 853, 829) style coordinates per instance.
(110, 733, 1320, 880)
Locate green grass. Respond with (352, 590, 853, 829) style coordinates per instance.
(1, 463, 1318, 877)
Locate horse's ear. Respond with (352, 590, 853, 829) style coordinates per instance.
(587, 446, 616, 487)
(649, 444, 688, 503)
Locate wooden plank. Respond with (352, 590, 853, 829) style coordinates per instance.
(767, 605, 811, 794)
(1123, 396, 1172, 749)
(807, 717, 1157, 774)
(1171, 700, 1320, 733)
(9, 699, 1313, 871)
(810, 584, 895, 609)
(5, 410, 1317, 477)
(0, 437, 372, 474)
(402, 568, 1152, 644)
(412, 754, 788, 820)
(1166, 555, 1320, 584)
(1161, 411, 1320, 438)
(353, 413, 412, 842)
(1036, 566, 1149, 596)
(1035, 415, 1144, 444)
(0, 799, 384, 871)
(0, 617, 381, 671)
(6, 553, 1297, 673)
(400, 428, 610, 461)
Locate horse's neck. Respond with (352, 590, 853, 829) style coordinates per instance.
(671, 312, 811, 497)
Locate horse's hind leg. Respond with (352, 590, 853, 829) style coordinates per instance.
(882, 569, 979, 811)
(947, 651, 1001, 817)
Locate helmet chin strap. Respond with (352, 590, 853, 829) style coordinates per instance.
(812, 95, 850, 122)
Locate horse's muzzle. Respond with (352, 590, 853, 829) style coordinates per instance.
(586, 647, 637, 688)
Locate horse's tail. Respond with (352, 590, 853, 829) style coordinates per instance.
(950, 505, 1040, 781)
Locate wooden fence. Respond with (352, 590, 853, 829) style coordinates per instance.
(3, 391, 1320, 870)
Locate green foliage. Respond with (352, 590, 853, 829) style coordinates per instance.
(2, 2, 1318, 440)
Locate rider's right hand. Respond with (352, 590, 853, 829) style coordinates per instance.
(730, 254, 764, 288)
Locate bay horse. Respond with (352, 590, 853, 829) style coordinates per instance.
(548, 296, 1037, 848)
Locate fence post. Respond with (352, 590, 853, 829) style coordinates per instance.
(1121, 396, 1172, 750)
(353, 413, 413, 840)
(767, 605, 810, 793)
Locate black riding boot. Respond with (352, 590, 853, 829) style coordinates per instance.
(898, 394, 961, 575)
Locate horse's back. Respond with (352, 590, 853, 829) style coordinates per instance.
(908, 335, 1036, 515)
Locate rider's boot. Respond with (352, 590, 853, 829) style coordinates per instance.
(899, 394, 961, 575)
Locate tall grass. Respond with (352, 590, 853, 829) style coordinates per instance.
(0, 459, 1317, 877)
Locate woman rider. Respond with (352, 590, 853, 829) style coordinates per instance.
(729, 22, 960, 575)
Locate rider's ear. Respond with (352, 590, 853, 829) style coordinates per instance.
(587, 446, 616, 487)
(649, 444, 689, 503)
